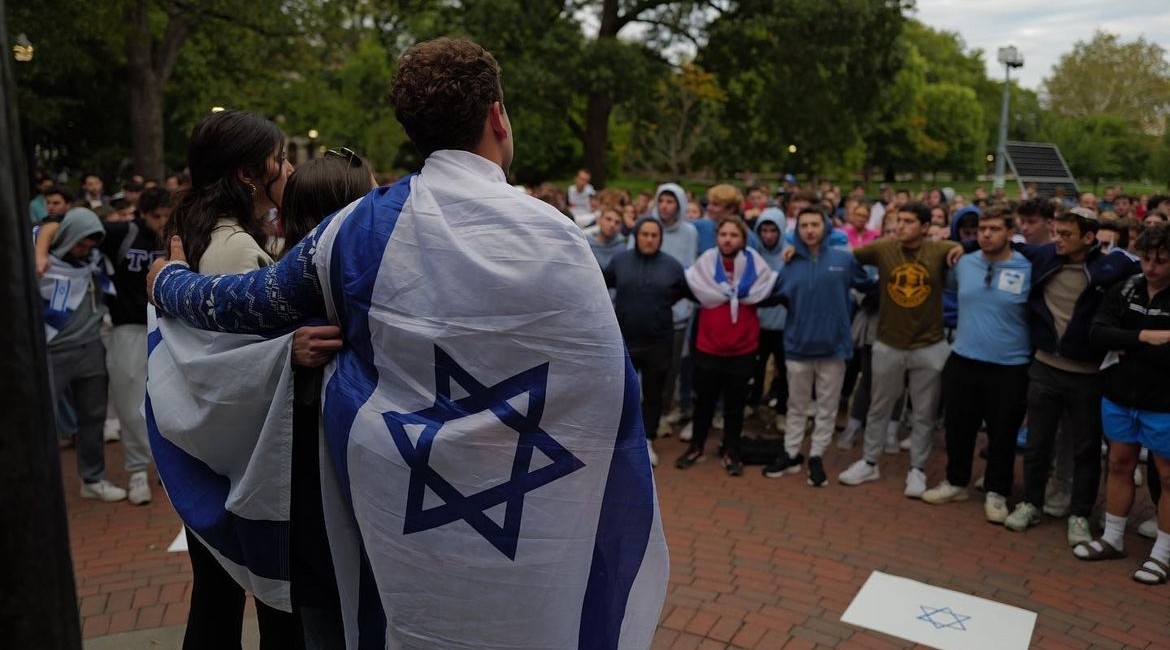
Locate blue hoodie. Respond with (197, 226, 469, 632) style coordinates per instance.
(775, 214, 875, 360)
(944, 204, 981, 328)
(752, 208, 788, 331)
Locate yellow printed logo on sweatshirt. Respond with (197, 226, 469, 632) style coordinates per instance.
(887, 262, 930, 308)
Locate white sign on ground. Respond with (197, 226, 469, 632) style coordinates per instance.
(167, 528, 188, 553)
(841, 571, 1036, 650)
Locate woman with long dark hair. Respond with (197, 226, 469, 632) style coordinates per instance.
(163, 109, 297, 650)
(166, 109, 291, 273)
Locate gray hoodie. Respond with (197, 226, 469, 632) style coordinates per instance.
(45, 207, 107, 349)
(648, 183, 698, 327)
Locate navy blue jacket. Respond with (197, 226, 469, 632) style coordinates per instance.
(1024, 243, 1139, 364)
(603, 218, 689, 343)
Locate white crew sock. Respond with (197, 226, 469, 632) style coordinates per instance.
(1152, 529, 1170, 565)
(1102, 512, 1127, 551)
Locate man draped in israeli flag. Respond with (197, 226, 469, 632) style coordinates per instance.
(148, 37, 667, 649)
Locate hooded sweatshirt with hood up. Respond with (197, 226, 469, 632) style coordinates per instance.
(647, 183, 698, 328)
(43, 207, 108, 349)
(752, 208, 788, 332)
(943, 204, 981, 328)
(604, 215, 689, 343)
(774, 212, 874, 361)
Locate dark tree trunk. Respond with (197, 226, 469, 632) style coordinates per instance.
(583, 92, 612, 188)
(125, 0, 189, 180)
(128, 72, 166, 179)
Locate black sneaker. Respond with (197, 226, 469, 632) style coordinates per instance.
(762, 452, 804, 478)
(807, 456, 827, 487)
(722, 450, 744, 477)
(675, 446, 703, 469)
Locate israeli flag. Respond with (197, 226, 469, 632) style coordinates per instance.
(145, 307, 294, 612)
(313, 150, 668, 649)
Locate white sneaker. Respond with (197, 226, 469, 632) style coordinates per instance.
(103, 418, 121, 442)
(80, 480, 127, 503)
(128, 471, 152, 505)
(984, 492, 1009, 523)
(656, 418, 672, 438)
(922, 480, 968, 504)
(904, 468, 927, 499)
(1067, 515, 1092, 547)
(678, 422, 693, 442)
(663, 408, 682, 425)
(646, 440, 659, 468)
(1004, 502, 1040, 531)
(838, 459, 880, 486)
(898, 436, 911, 451)
(712, 413, 724, 430)
(1138, 517, 1158, 540)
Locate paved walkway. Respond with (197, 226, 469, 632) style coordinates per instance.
(66, 415, 1162, 649)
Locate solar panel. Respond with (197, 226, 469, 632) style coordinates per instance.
(1004, 142, 1079, 199)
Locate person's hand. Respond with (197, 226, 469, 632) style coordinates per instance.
(35, 250, 50, 277)
(292, 325, 343, 367)
(147, 235, 186, 305)
(1139, 330, 1170, 346)
(946, 245, 963, 268)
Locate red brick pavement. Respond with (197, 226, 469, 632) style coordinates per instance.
(67, 419, 1162, 649)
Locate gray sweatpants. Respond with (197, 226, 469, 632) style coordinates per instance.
(862, 339, 949, 468)
(107, 324, 151, 474)
(49, 340, 109, 483)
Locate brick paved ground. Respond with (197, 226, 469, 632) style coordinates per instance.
(68, 414, 1162, 649)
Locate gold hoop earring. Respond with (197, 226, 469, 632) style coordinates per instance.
(246, 182, 256, 198)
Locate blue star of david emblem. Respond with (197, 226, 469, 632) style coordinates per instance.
(383, 345, 585, 560)
(917, 605, 971, 631)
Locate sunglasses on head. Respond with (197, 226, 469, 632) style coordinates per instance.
(325, 146, 363, 167)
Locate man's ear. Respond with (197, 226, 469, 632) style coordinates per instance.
(235, 168, 253, 184)
(488, 102, 509, 140)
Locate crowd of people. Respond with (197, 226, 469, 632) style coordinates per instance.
(555, 174, 1170, 587)
(24, 36, 1170, 649)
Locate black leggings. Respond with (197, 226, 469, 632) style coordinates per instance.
(183, 530, 301, 650)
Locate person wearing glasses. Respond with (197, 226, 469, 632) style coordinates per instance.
(921, 205, 1032, 523)
(1000, 207, 1140, 547)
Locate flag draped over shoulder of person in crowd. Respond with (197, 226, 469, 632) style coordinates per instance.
(144, 309, 295, 612)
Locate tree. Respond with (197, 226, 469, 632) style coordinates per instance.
(626, 63, 726, 176)
(698, 0, 909, 176)
(917, 83, 984, 175)
(1044, 31, 1170, 133)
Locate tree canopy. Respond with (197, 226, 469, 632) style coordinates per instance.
(9, 3, 1170, 189)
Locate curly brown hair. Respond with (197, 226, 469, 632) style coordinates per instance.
(389, 37, 503, 157)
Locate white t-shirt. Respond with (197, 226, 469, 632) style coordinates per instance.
(567, 183, 595, 219)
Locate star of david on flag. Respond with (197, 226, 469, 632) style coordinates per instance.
(384, 345, 586, 560)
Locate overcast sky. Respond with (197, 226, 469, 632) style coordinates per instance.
(911, 0, 1170, 91)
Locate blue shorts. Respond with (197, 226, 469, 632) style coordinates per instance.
(1101, 397, 1170, 459)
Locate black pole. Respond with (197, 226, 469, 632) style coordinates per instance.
(0, 3, 84, 648)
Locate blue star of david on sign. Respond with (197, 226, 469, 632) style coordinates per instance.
(917, 605, 971, 631)
(383, 345, 585, 560)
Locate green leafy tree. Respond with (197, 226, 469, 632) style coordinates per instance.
(626, 63, 727, 176)
(917, 83, 984, 175)
(698, 0, 909, 176)
(1044, 31, 1170, 133)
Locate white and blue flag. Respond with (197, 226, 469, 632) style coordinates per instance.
(312, 150, 669, 649)
(144, 308, 294, 612)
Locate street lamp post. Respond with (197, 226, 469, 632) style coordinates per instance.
(994, 46, 1024, 191)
